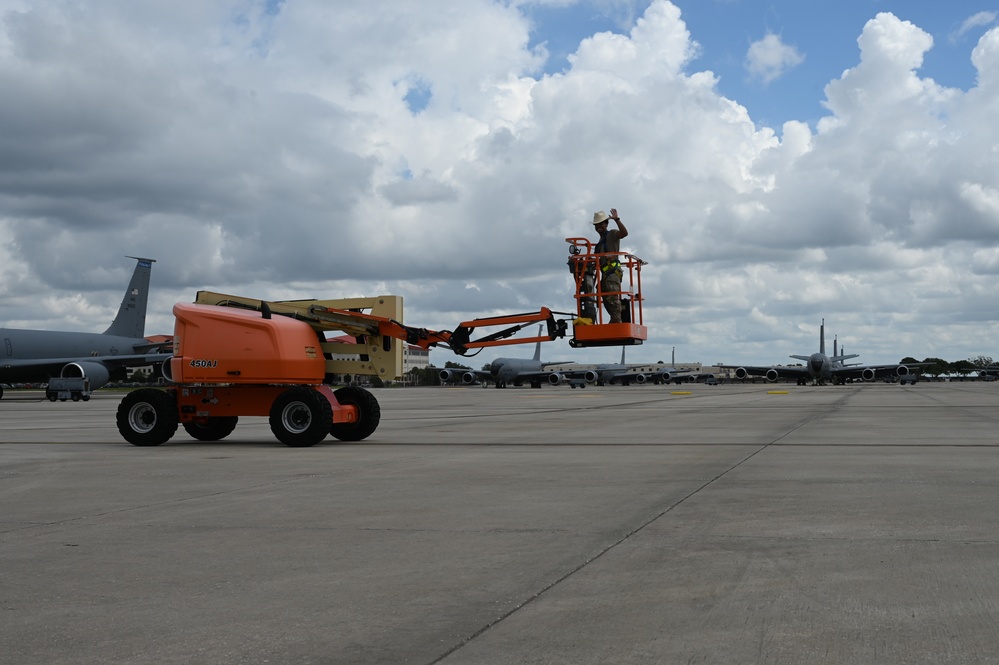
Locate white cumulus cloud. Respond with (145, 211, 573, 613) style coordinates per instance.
(1, 1, 999, 367)
(745, 32, 805, 84)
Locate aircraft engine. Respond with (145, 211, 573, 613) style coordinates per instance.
(439, 369, 477, 384)
(60, 361, 111, 389)
(584, 370, 600, 383)
(632, 373, 647, 384)
(734, 367, 749, 380)
(765, 369, 779, 382)
(658, 371, 673, 384)
(862, 368, 877, 382)
(896, 365, 910, 377)
(547, 373, 565, 386)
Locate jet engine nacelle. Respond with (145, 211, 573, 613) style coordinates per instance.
(547, 373, 565, 386)
(584, 369, 600, 383)
(734, 367, 749, 380)
(439, 369, 476, 385)
(61, 361, 111, 389)
(631, 373, 648, 385)
(862, 368, 877, 382)
(658, 371, 673, 384)
(896, 365, 910, 377)
(764, 368, 779, 382)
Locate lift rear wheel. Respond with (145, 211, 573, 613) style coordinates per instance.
(117, 389, 179, 446)
(183, 416, 239, 441)
(330, 386, 381, 441)
(269, 387, 332, 447)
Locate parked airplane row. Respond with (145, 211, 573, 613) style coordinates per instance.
(439, 342, 711, 388)
(442, 321, 925, 389)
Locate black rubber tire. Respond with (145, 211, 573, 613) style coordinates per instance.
(269, 387, 332, 447)
(329, 386, 381, 441)
(183, 416, 239, 441)
(116, 389, 179, 446)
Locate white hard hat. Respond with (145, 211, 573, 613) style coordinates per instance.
(592, 210, 610, 225)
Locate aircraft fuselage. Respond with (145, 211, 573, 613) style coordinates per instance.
(491, 358, 541, 385)
(808, 353, 831, 380)
(0, 329, 151, 383)
(3, 329, 144, 361)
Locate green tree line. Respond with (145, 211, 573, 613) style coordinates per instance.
(906, 355, 995, 378)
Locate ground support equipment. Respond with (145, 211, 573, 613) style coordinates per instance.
(116, 292, 566, 447)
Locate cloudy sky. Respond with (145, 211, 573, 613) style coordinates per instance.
(2, 0, 998, 368)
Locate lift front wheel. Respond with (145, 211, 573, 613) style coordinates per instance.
(330, 386, 381, 442)
(269, 387, 332, 447)
(117, 389, 179, 446)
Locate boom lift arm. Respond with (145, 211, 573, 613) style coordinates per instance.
(193, 291, 567, 380)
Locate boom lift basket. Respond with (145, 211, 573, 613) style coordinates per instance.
(565, 237, 648, 348)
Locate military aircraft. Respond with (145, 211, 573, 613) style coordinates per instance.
(439, 328, 582, 388)
(0, 257, 172, 400)
(568, 346, 687, 386)
(720, 320, 924, 386)
(650, 348, 716, 385)
(582, 347, 651, 386)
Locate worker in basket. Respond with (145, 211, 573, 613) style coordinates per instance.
(591, 208, 629, 323)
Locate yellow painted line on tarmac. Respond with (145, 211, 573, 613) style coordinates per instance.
(514, 392, 599, 399)
(671, 391, 693, 395)
(767, 390, 789, 394)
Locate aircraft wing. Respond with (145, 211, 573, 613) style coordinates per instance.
(1, 353, 172, 374)
(654, 368, 715, 383)
(132, 340, 174, 354)
(517, 368, 591, 385)
(438, 367, 492, 384)
(718, 365, 808, 381)
(830, 362, 931, 382)
(0, 353, 172, 390)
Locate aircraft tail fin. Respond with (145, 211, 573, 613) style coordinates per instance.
(532, 325, 542, 362)
(103, 257, 155, 338)
(819, 318, 825, 355)
(620, 346, 626, 364)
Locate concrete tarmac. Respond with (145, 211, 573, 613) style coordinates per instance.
(3, 382, 999, 664)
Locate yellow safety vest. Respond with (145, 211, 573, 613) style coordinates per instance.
(596, 234, 621, 274)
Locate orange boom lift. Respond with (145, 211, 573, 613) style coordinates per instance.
(115, 291, 569, 447)
(115, 241, 648, 448)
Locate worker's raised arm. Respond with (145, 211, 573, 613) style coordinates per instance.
(609, 207, 628, 239)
